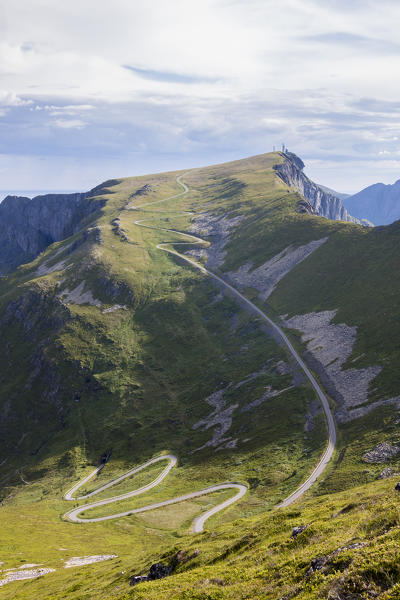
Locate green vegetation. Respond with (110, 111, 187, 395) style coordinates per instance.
(0, 152, 399, 598)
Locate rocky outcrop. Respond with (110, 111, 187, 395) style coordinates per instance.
(1, 286, 70, 336)
(275, 153, 360, 223)
(306, 543, 367, 577)
(130, 550, 199, 586)
(226, 237, 328, 301)
(57, 281, 102, 307)
(379, 467, 397, 479)
(130, 184, 153, 198)
(296, 199, 318, 215)
(188, 213, 244, 269)
(280, 310, 390, 422)
(0, 184, 110, 275)
(362, 442, 400, 464)
(192, 387, 239, 452)
(111, 218, 129, 242)
(291, 525, 308, 539)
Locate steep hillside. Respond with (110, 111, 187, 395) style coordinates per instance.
(0, 152, 399, 599)
(344, 179, 400, 225)
(275, 151, 360, 223)
(0, 186, 108, 274)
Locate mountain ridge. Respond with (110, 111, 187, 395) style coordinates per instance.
(344, 178, 400, 225)
(0, 151, 360, 278)
(1, 152, 400, 599)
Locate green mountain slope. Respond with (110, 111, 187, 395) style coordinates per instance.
(0, 152, 399, 599)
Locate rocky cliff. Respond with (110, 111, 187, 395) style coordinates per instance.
(275, 152, 360, 223)
(0, 187, 108, 274)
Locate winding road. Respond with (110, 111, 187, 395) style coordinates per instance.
(63, 454, 246, 533)
(63, 173, 336, 530)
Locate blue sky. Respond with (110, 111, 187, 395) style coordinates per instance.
(1, 0, 400, 193)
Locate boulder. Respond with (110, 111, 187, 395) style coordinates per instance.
(306, 556, 329, 575)
(129, 549, 199, 586)
(290, 525, 307, 539)
(379, 467, 396, 479)
(148, 562, 172, 580)
(362, 442, 400, 464)
(130, 575, 149, 586)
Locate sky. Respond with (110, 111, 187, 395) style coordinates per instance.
(1, 0, 400, 193)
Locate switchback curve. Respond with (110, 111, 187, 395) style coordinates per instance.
(63, 454, 247, 532)
(63, 171, 336, 532)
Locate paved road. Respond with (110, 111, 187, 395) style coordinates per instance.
(134, 174, 336, 509)
(63, 454, 246, 531)
(64, 173, 336, 530)
(64, 454, 177, 502)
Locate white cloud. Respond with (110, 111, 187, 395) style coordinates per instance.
(50, 119, 87, 129)
(0, 90, 32, 107)
(2, 0, 400, 102)
(2, 0, 400, 189)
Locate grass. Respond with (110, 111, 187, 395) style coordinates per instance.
(0, 152, 399, 598)
(4, 471, 400, 598)
(70, 458, 168, 499)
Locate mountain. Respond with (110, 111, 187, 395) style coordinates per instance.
(0, 152, 359, 278)
(275, 151, 360, 223)
(1, 152, 400, 599)
(344, 179, 400, 225)
(318, 183, 351, 202)
(0, 185, 110, 275)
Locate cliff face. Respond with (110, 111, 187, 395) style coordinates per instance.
(275, 153, 360, 223)
(0, 189, 106, 274)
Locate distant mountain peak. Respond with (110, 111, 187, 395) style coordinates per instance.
(344, 177, 400, 225)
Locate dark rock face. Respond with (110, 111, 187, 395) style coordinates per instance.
(130, 575, 149, 586)
(100, 450, 112, 465)
(130, 562, 171, 586)
(0, 186, 108, 275)
(130, 184, 153, 198)
(1, 287, 70, 336)
(296, 199, 318, 215)
(275, 152, 360, 224)
(0, 287, 72, 455)
(148, 562, 173, 580)
(129, 549, 200, 587)
(290, 525, 308, 539)
(307, 556, 329, 575)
